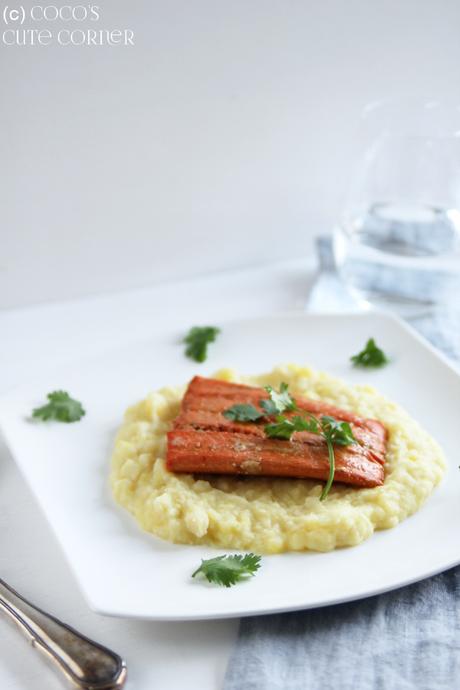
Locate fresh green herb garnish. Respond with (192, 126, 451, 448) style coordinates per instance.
(265, 414, 315, 439)
(222, 382, 297, 423)
(32, 391, 85, 423)
(223, 404, 264, 422)
(260, 382, 297, 416)
(317, 416, 356, 500)
(192, 553, 261, 587)
(222, 381, 356, 501)
(264, 413, 356, 501)
(183, 326, 220, 363)
(319, 416, 355, 447)
(350, 338, 389, 368)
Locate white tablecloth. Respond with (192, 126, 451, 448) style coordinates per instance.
(0, 258, 313, 690)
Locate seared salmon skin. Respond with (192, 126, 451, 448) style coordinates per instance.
(166, 376, 386, 488)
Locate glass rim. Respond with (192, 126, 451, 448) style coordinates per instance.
(358, 97, 460, 139)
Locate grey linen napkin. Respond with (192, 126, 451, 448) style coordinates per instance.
(224, 307, 460, 690)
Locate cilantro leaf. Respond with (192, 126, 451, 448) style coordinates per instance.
(260, 382, 297, 416)
(259, 398, 278, 416)
(32, 391, 85, 423)
(183, 326, 220, 363)
(192, 553, 261, 587)
(320, 416, 355, 446)
(350, 338, 389, 368)
(223, 404, 264, 422)
(264, 414, 316, 440)
(264, 417, 295, 440)
(223, 383, 298, 423)
(318, 416, 356, 501)
(263, 412, 356, 500)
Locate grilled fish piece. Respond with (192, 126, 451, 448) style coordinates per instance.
(167, 429, 384, 488)
(176, 376, 387, 465)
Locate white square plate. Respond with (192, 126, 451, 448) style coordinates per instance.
(0, 312, 459, 620)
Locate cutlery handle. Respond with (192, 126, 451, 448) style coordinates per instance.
(315, 235, 336, 272)
(0, 578, 127, 689)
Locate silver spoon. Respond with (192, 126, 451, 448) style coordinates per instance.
(0, 578, 127, 689)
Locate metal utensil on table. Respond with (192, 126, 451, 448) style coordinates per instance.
(0, 578, 127, 689)
(306, 235, 460, 362)
(305, 235, 368, 313)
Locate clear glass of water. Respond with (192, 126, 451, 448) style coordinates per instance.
(334, 99, 460, 316)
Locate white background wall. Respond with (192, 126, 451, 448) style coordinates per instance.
(2, 0, 460, 309)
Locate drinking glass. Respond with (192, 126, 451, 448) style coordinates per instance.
(334, 99, 460, 316)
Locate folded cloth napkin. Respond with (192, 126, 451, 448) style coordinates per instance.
(223, 305, 460, 690)
(224, 568, 460, 690)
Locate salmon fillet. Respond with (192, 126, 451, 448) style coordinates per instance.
(167, 430, 384, 487)
(176, 376, 387, 465)
(166, 376, 387, 488)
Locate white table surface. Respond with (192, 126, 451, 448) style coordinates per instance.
(0, 258, 314, 690)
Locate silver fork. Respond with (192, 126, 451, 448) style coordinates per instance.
(0, 578, 127, 689)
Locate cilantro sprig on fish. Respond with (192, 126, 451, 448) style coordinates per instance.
(265, 413, 356, 500)
(222, 383, 356, 500)
(223, 404, 264, 422)
(222, 382, 296, 422)
(260, 382, 297, 416)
